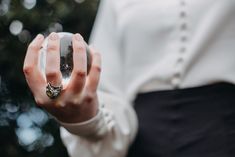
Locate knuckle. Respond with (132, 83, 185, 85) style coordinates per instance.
(74, 70, 86, 79)
(84, 92, 95, 104)
(75, 43, 86, 52)
(85, 97, 93, 104)
(91, 66, 101, 73)
(23, 65, 33, 75)
(46, 70, 60, 79)
(68, 98, 81, 106)
(47, 44, 58, 52)
(54, 102, 64, 108)
(78, 45, 86, 52)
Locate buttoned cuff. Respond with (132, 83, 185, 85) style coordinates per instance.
(59, 108, 108, 140)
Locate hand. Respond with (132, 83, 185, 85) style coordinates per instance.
(23, 32, 102, 123)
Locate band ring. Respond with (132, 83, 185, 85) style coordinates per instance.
(46, 82, 63, 99)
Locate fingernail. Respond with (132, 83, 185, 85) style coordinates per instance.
(36, 34, 43, 40)
(74, 33, 83, 41)
(49, 32, 58, 40)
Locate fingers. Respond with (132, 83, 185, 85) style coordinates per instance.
(23, 34, 44, 75)
(23, 34, 46, 95)
(86, 47, 101, 92)
(68, 34, 87, 93)
(45, 32, 62, 86)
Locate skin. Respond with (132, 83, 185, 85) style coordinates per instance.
(23, 32, 101, 123)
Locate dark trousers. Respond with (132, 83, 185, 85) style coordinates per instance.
(127, 83, 235, 157)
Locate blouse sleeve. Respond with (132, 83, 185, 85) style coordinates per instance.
(59, 0, 138, 157)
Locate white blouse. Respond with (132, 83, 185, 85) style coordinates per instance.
(59, 0, 235, 157)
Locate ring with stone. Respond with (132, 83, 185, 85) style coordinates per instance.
(46, 82, 63, 99)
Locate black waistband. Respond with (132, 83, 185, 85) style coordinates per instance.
(136, 82, 235, 103)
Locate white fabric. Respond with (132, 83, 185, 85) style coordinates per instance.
(60, 0, 235, 157)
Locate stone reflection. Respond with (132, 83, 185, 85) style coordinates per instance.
(60, 36, 73, 79)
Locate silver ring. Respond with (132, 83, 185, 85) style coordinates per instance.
(46, 82, 63, 99)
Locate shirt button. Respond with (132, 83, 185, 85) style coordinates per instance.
(171, 75, 181, 88)
(180, 0, 186, 6)
(180, 47, 186, 53)
(180, 35, 187, 42)
(180, 23, 187, 30)
(180, 11, 187, 18)
(174, 71, 181, 78)
(177, 57, 184, 64)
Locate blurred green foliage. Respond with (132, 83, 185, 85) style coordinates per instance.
(0, 0, 99, 156)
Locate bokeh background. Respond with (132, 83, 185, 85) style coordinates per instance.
(0, 0, 99, 156)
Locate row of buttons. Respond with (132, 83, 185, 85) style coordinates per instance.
(101, 103, 115, 131)
(171, 0, 188, 88)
